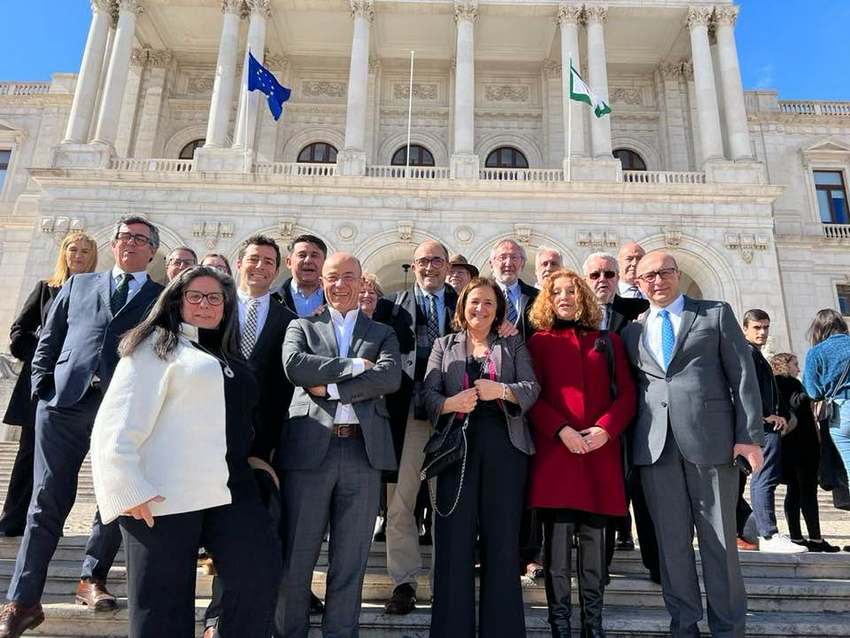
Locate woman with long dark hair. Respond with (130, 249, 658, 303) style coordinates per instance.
(90, 266, 280, 638)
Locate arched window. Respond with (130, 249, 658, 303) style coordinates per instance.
(179, 139, 205, 159)
(297, 142, 338, 164)
(613, 148, 647, 171)
(391, 144, 435, 167)
(485, 147, 528, 169)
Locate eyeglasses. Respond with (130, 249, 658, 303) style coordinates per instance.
(183, 290, 225, 306)
(168, 258, 196, 267)
(414, 257, 446, 269)
(323, 274, 358, 285)
(638, 268, 678, 283)
(115, 232, 151, 245)
(588, 270, 617, 280)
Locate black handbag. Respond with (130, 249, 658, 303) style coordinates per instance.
(420, 414, 470, 517)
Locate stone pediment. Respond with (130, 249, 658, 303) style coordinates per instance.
(803, 138, 850, 158)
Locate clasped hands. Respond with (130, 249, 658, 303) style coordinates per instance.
(558, 425, 610, 455)
(443, 380, 505, 414)
(307, 359, 375, 397)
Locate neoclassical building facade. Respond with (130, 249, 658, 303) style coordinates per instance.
(0, 0, 848, 357)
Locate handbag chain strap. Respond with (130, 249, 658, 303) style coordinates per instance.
(429, 419, 469, 518)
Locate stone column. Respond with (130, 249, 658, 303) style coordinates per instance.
(256, 53, 288, 162)
(62, 0, 113, 144)
(557, 2, 585, 162)
(585, 5, 612, 158)
(92, 0, 143, 148)
(657, 63, 690, 170)
(89, 14, 117, 142)
(450, 1, 479, 179)
(714, 5, 752, 160)
(337, 0, 374, 176)
(114, 47, 147, 157)
(233, 0, 271, 152)
(204, 0, 242, 149)
(686, 6, 724, 163)
(134, 50, 172, 158)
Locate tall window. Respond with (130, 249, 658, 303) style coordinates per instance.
(614, 148, 647, 171)
(838, 285, 850, 317)
(297, 142, 338, 164)
(814, 170, 848, 224)
(179, 139, 205, 159)
(0, 149, 10, 193)
(391, 144, 435, 166)
(485, 147, 528, 169)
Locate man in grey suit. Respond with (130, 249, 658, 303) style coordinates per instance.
(621, 251, 764, 638)
(277, 252, 401, 638)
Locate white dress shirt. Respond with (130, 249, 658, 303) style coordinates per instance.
(618, 280, 644, 299)
(110, 266, 148, 301)
(644, 294, 685, 370)
(237, 289, 271, 336)
(326, 307, 368, 424)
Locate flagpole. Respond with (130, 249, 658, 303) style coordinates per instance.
(405, 50, 415, 179)
(243, 48, 251, 165)
(566, 55, 572, 183)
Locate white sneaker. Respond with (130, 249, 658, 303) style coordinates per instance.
(759, 533, 808, 554)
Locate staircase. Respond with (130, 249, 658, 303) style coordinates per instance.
(0, 442, 848, 637)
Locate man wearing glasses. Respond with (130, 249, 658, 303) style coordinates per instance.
(0, 216, 163, 638)
(165, 246, 198, 281)
(621, 251, 763, 638)
(583, 252, 649, 333)
(490, 239, 537, 341)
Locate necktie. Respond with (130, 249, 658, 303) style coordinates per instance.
(660, 309, 675, 368)
(426, 294, 440, 344)
(506, 287, 518, 324)
(110, 273, 130, 315)
(241, 298, 259, 359)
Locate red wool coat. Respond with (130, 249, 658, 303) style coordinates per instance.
(527, 327, 637, 516)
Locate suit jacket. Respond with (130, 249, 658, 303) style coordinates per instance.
(279, 309, 402, 472)
(513, 279, 538, 342)
(607, 294, 649, 335)
(423, 332, 540, 455)
(31, 271, 163, 408)
(272, 276, 324, 317)
(621, 296, 764, 466)
(3, 281, 60, 427)
(245, 297, 297, 462)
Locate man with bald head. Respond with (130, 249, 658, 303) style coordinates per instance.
(617, 241, 646, 299)
(278, 252, 401, 637)
(621, 251, 764, 637)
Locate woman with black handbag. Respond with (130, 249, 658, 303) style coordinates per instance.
(422, 277, 539, 638)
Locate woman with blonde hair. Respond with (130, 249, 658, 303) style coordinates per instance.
(359, 272, 384, 318)
(0, 232, 97, 536)
(526, 269, 636, 638)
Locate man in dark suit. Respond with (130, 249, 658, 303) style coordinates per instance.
(583, 251, 659, 583)
(277, 252, 400, 637)
(490, 239, 537, 341)
(274, 234, 326, 317)
(0, 217, 164, 638)
(373, 239, 457, 614)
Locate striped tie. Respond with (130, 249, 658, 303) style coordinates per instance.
(110, 273, 130, 315)
(660, 309, 675, 368)
(426, 294, 440, 344)
(506, 287, 518, 324)
(241, 298, 259, 359)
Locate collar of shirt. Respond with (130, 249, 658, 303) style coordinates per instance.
(180, 322, 199, 342)
(647, 294, 685, 321)
(416, 284, 445, 303)
(618, 280, 641, 296)
(290, 279, 322, 301)
(328, 306, 360, 330)
(497, 280, 521, 300)
(111, 266, 147, 285)
(237, 289, 270, 306)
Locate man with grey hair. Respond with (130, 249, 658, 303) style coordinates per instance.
(617, 241, 646, 299)
(490, 239, 537, 341)
(534, 247, 562, 289)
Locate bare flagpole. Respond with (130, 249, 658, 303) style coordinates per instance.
(405, 50, 415, 179)
(566, 56, 572, 182)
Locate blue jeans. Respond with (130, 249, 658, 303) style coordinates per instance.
(750, 430, 782, 537)
(830, 399, 850, 486)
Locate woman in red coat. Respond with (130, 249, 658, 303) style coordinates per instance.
(526, 268, 636, 638)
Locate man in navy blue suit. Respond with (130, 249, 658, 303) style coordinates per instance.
(0, 216, 164, 638)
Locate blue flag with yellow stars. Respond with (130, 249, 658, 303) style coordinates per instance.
(247, 51, 291, 121)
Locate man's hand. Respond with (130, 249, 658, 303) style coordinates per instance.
(765, 415, 788, 434)
(124, 496, 165, 528)
(473, 379, 503, 401)
(559, 426, 590, 455)
(733, 443, 764, 474)
(579, 426, 610, 452)
(497, 321, 519, 338)
(363, 359, 375, 370)
(307, 385, 327, 397)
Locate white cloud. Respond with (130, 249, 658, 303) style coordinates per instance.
(754, 63, 775, 89)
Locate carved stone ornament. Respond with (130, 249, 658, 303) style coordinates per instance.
(278, 218, 297, 241)
(369, 56, 382, 74)
(147, 49, 173, 68)
(350, 0, 374, 22)
(514, 225, 533, 246)
(584, 5, 608, 24)
(42, 217, 86, 242)
(660, 63, 683, 81)
(397, 222, 414, 242)
(247, 0, 272, 18)
(542, 60, 562, 79)
(454, 226, 474, 245)
(187, 77, 214, 94)
(131, 48, 148, 67)
(118, 0, 144, 16)
(454, 1, 479, 24)
(714, 6, 740, 27)
(610, 87, 641, 106)
(221, 0, 242, 14)
(192, 222, 234, 250)
(556, 3, 583, 26)
(337, 224, 357, 242)
(302, 81, 346, 99)
(91, 0, 112, 14)
(485, 85, 530, 103)
(681, 61, 694, 81)
(725, 232, 767, 264)
(393, 83, 438, 101)
(662, 227, 682, 248)
(686, 7, 713, 28)
(576, 230, 618, 250)
(264, 54, 288, 71)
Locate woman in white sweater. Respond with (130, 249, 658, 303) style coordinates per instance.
(91, 266, 280, 638)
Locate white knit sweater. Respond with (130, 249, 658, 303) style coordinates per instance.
(91, 326, 232, 524)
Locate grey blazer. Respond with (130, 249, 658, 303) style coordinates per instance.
(280, 309, 402, 472)
(621, 296, 764, 466)
(422, 332, 540, 455)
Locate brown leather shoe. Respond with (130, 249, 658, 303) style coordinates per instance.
(75, 579, 117, 611)
(736, 537, 758, 551)
(0, 602, 45, 638)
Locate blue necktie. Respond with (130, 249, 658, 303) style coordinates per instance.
(506, 288, 518, 324)
(659, 309, 675, 368)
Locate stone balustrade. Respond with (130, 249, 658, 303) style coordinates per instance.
(823, 224, 850, 240)
(623, 170, 707, 185)
(0, 82, 51, 96)
(779, 101, 850, 117)
(366, 165, 451, 179)
(479, 167, 564, 182)
(108, 158, 193, 172)
(254, 162, 337, 177)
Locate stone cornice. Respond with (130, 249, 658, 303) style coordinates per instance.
(686, 6, 713, 29)
(0, 94, 72, 107)
(350, 0, 374, 23)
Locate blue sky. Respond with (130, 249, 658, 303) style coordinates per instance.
(0, 1, 848, 101)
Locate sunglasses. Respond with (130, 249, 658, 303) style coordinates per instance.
(588, 270, 616, 280)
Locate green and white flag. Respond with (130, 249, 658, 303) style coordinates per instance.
(569, 64, 611, 118)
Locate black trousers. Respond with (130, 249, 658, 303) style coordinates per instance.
(784, 465, 822, 540)
(121, 488, 280, 638)
(430, 417, 528, 638)
(604, 465, 660, 579)
(0, 425, 35, 535)
(736, 473, 753, 538)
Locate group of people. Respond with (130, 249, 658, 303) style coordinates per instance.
(0, 217, 847, 638)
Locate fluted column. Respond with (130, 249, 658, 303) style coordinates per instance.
(557, 2, 586, 160)
(450, 1, 479, 179)
(585, 5, 612, 158)
(714, 5, 752, 160)
(62, 0, 113, 144)
(686, 6, 724, 163)
(204, 0, 242, 149)
(337, 0, 374, 175)
(92, 0, 143, 146)
(233, 0, 270, 151)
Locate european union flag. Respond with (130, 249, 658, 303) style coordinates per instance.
(247, 51, 291, 121)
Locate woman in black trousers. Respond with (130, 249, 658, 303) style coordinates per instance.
(423, 277, 540, 638)
(0, 232, 97, 536)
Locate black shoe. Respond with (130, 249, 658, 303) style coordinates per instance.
(615, 537, 635, 551)
(806, 539, 841, 553)
(373, 530, 386, 542)
(384, 583, 416, 615)
(418, 530, 432, 546)
(309, 592, 324, 615)
(549, 621, 572, 638)
(649, 570, 661, 585)
(581, 625, 607, 638)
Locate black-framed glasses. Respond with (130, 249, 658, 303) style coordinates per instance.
(115, 232, 151, 245)
(167, 258, 196, 267)
(588, 270, 616, 280)
(413, 256, 446, 269)
(183, 290, 225, 306)
(638, 267, 678, 283)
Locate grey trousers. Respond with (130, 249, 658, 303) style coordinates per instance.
(640, 431, 747, 638)
(276, 437, 381, 638)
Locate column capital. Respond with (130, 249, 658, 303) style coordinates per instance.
(265, 52, 289, 70)
(681, 60, 694, 80)
(130, 47, 148, 67)
(584, 5, 608, 24)
(91, 0, 112, 14)
(350, 0, 374, 23)
(686, 6, 713, 29)
(246, 0, 271, 19)
(147, 49, 173, 68)
(220, 0, 241, 15)
(714, 5, 740, 27)
(454, 1, 479, 24)
(543, 60, 562, 79)
(659, 62, 683, 81)
(555, 3, 583, 26)
(368, 55, 382, 73)
(117, 0, 144, 16)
